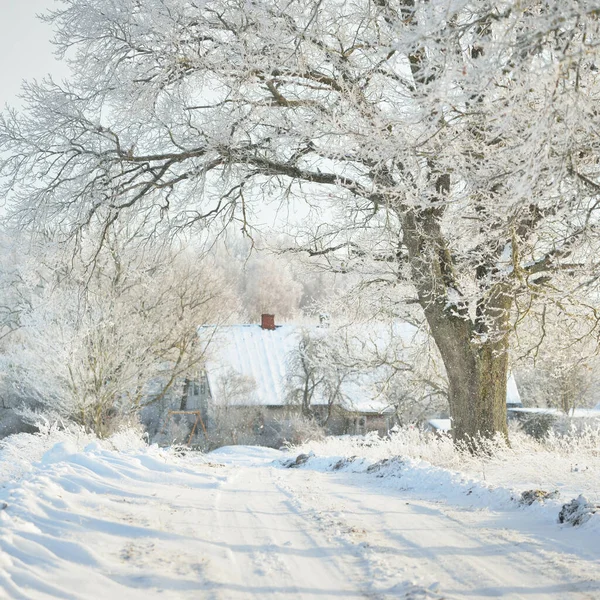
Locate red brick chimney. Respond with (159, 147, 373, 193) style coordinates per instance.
(261, 314, 275, 330)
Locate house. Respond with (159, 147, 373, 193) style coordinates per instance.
(174, 314, 527, 445)
(506, 405, 600, 432)
(426, 385, 600, 438)
(506, 389, 600, 425)
(507, 406, 600, 419)
(182, 314, 399, 443)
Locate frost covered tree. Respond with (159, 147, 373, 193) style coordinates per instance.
(242, 254, 304, 320)
(2, 0, 600, 442)
(3, 234, 231, 436)
(286, 329, 352, 422)
(196, 233, 312, 321)
(215, 235, 305, 321)
(514, 299, 600, 414)
(287, 320, 447, 424)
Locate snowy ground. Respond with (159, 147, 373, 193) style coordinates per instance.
(0, 430, 598, 599)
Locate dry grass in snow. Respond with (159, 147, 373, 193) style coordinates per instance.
(291, 424, 600, 503)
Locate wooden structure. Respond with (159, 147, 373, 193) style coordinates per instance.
(160, 410, 208, 446)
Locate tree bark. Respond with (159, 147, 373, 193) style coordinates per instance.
(425, 306, 509, 445)
(402, 209, 511, 446)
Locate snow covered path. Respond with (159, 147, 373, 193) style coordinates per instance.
(0, 443, 598, 599)
(276, 468, 599, 599)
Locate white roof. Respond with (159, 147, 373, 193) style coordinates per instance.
(203, 323, 410, 413)
(202, 321, 523, 414)
(506, 373, 521, 406)
(427, 418, 452, 432)
(205, 324, 300, 407)
(508, 407, 600, 418)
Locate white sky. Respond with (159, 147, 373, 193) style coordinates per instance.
(0, 0, 68, 108)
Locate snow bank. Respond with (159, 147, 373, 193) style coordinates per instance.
(0, 435, 224, 599)
(0, 425, 147, 488)
(283, 428, 600, 534)
(280, 451, 600, 534)
(289, 427, 600, 503)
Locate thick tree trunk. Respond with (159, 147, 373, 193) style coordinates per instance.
(402, 209, 511, 446)
(425, 310, 509, 445)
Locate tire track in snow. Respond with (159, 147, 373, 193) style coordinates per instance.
(275, 467, 599, 600)
(272, 469, 447, 600)
(209, 464, 372, 599)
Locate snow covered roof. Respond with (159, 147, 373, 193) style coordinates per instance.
(508, 407, 600, 419)
(204, 324, 300, 407)
(202, 321, 523, 415)
(427, 418, 452, 432)
(506, 374, 521, 407)
(202, 322, 408, 413)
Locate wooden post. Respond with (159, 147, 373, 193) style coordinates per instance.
(160, 410, 208, 446)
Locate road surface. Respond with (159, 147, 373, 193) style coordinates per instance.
(0, 445, 597, 599)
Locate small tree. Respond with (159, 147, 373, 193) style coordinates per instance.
(3, 235, 231, 436)
(287, 320, 446, 424)
(514, 300, 600, 414)
(287, 331, 339, 421)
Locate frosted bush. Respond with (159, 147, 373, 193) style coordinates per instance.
(277, 414, 325, 447)
(543, 424, 600, 457)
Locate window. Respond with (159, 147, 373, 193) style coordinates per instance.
(356, 417, 366, 434)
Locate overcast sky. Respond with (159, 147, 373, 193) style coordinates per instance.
(0, 0, 68, 108)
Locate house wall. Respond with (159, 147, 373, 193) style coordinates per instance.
(364, 414, 394, 436)
(178, 368, 394, 448)
(339, 412, 394, 436)
(310, 406, 393, 436)
(204, 404, 308, 448)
